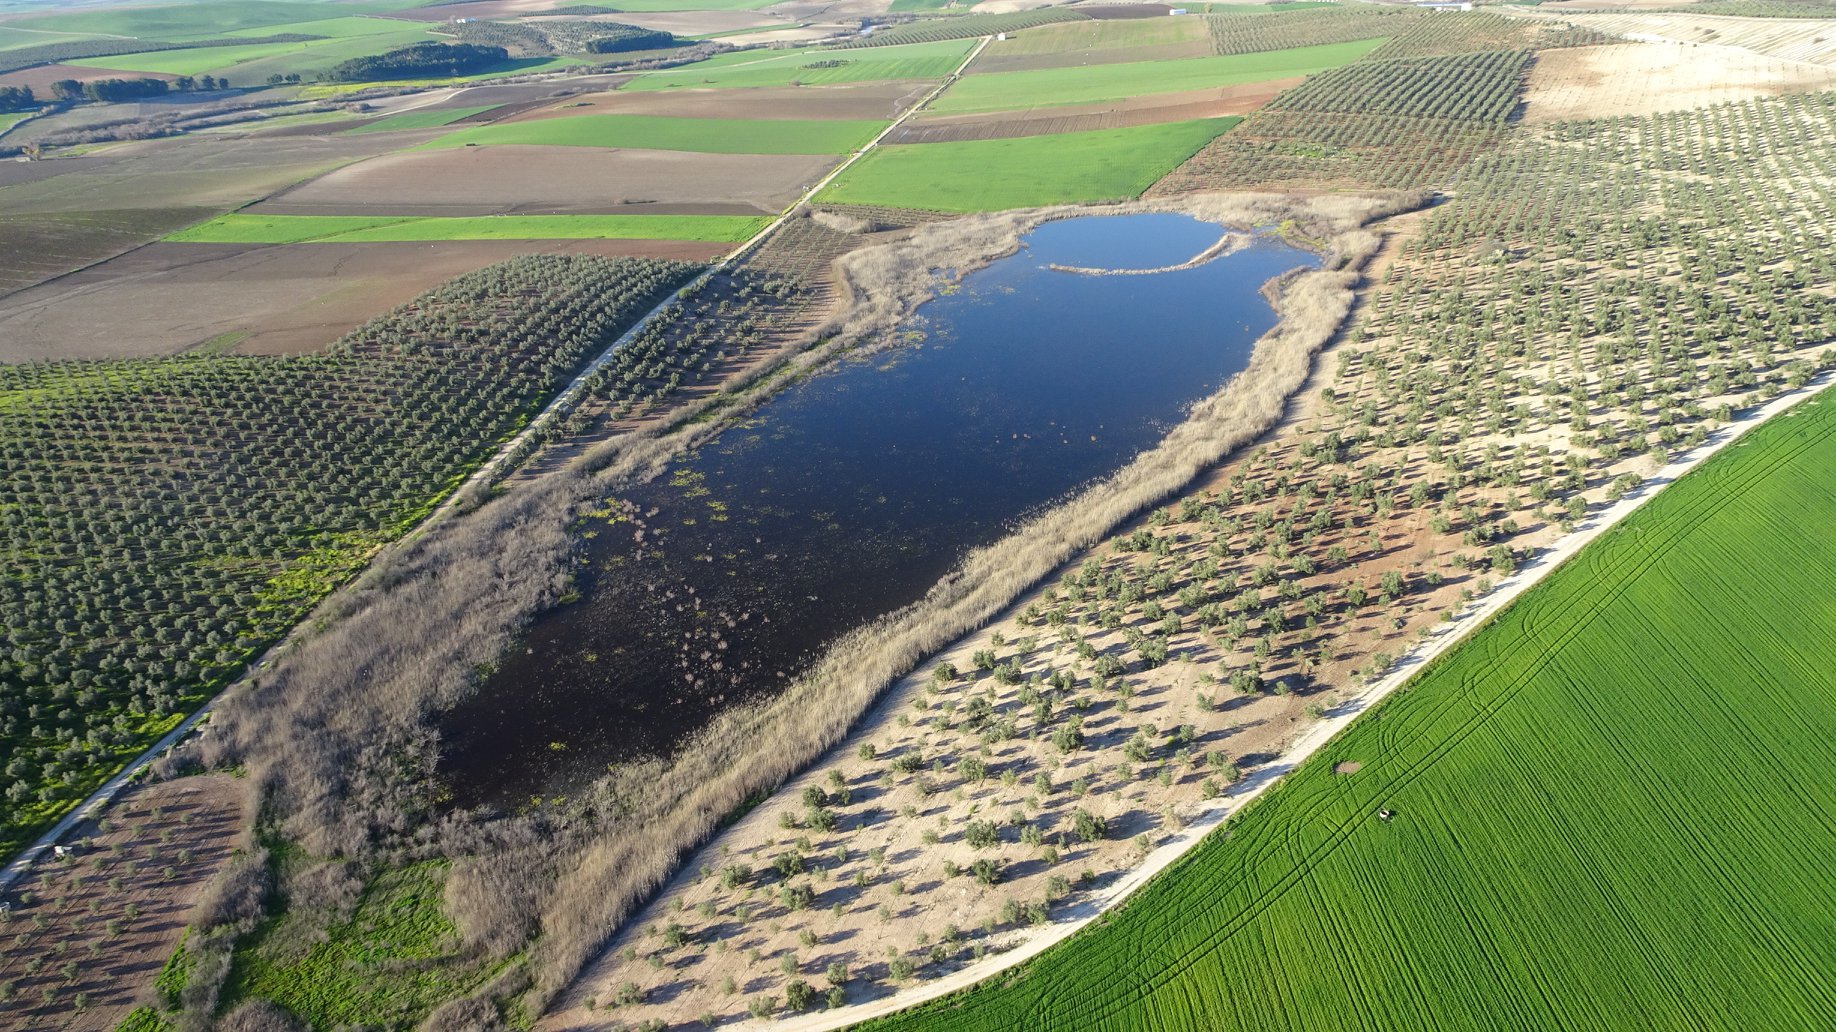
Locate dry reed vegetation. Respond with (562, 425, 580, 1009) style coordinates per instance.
(154, 191, 1407, 1026)
(556, 90, 1836, 1029)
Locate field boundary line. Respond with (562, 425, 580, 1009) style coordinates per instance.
(747, 369, 1836, 1032)
(0, 38, 993, 895)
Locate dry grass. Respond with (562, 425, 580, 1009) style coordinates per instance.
(525, 191, 1412, 1003)
(1521, 41, 1836, 122)
(178, 190, 1413, 1024)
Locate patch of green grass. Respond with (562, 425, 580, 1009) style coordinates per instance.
(225, 15, 417, 39)
(0, 25, 103, 50)
(819, 117, 1238, 212)
(68, 22, 439, 78)
(864, 391, 1836, 1031)
(229, 862, 502, 1029)
(422, 112, 884, 154)
(933, 36, 1387, 114)
(889, 0, 965, 11)
(167, 212, 768, 243)
(627, 37, 975, 91)
(344, 104, 496, 134)
(113, 1007, 172, 1032)
(0, 110, 32, 136)
(8, 1, 402, 42)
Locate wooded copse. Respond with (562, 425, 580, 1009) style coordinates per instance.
(328, 41, 510, 82)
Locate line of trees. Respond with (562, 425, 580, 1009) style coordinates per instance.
(43, 75, 234, 105)
(0, 85, 32, 112)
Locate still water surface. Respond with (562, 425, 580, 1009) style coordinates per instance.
(441, 213, 1317, 806)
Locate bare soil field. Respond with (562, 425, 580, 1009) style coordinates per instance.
(1523, 41, 1836, 122)
(507, 81, 925, 122)
(0, 63, 178, 93)
(0, 775, 250, 1031)
(258, 144, 836, 215)
(1529, 10, 1836, 64)
(890, 78, 1295, 142)
(0, 154, 105, 189)
(0, 132, 406, 292)
(0, 206, 213, 296)
(0, 237, 729, 362)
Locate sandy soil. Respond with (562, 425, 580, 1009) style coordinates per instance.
(0, 775, 249, 1031)
(507, 81, 928, 123)
(0, 238, 730, 362)
(258, 144, 839, 216)
(891, 78, 1297, 142)
(1523, 41, 1836, 122)
(1523, 10, 1836, 65)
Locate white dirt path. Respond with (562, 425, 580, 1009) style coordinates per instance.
(743, 369, 1836, 1032)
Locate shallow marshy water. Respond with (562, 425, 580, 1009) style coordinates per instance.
(440, 213, 1317, 806)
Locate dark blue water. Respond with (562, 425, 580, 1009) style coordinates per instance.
(441, 214, 1315, 806)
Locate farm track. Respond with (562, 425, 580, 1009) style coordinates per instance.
(0, 35, 996, 894)
(751, 369, 1836, 1032)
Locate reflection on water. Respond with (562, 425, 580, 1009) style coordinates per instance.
(441, 213, 1317, 807)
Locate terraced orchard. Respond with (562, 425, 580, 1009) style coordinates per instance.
(0, 255, 700, 855)
(864, 355, 1836, 1032)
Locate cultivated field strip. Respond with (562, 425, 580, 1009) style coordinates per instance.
(862, 391, 1836, 1031)
(1205, 6, 1420, 56)
(1365, 9, 1611, 60)
(1150, 49, 1532, 194)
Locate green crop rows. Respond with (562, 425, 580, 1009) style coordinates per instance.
(819, 118, 1239, 212)
(626, 37, 976, 91)
(930, 38, 1386, 115)
(865, 379, 1836, 1032)
(0, 255, 700, 855)
(423, 112, 885, 154)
